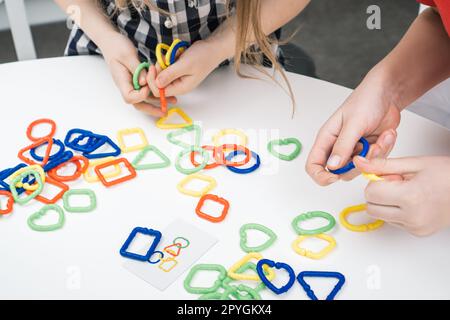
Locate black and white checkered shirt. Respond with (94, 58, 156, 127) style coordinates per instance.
(66, 0, 233, 62)
(65, 0, 282, 64)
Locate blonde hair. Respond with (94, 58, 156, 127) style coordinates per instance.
(113, 0, 295, 112)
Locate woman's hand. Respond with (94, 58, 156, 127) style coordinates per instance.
(354, 156, 450, 237)
(153, 39, 224, 97)
(101, 32, 177, 117)
(306, 69, 401, 186)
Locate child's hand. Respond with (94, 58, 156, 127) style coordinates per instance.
(354, 156, 450, 237)
(306, 71, 401, 186)
(153, 40, 223, 97)
(102, 33, 176, 117)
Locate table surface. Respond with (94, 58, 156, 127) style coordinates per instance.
(0, 56, 449, 300)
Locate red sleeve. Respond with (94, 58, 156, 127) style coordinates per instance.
(417, 0, 450, 36)
(418, 0, 436, 5)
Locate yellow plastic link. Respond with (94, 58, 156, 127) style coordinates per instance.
(156, 107, 193, 130)
(156, 43, 170, 69)
(292, 234, 336, 260)
(339, 203, 384, 232)
(8, 165, 45, 191)
(212, 129, 248, 147)
(362, 173, 384, 182)
(159, 257, 178, 272)
(117, 128, 149, 153)
(228, 252, 276, 281)
(177, 173, 217, 197)
(83, 157, 122, 183)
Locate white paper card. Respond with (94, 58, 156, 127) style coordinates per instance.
(123, 219, 218, 291)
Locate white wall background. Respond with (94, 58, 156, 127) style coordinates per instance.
(0, 0, 66, 31)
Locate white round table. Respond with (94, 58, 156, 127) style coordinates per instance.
(0, 56, 449, 299)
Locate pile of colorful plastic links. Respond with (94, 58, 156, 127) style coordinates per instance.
(183, 222, 345, 300)
(183, 255, 345, 300)
(170, 126, 264, 224)
(0, 118, 170, 232)
(119, 226, 190, 273)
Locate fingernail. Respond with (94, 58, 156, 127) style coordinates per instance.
(327, 155, 341, 168)
(356, 156, 368, 163)
(329, 176, 339, 184)
(384, 133, 395, 145)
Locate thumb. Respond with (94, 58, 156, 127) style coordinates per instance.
(354, 156, 424, 176)
(156, 60, 189, 88)
(326, 122, 363, 170)
(125, 55, 148, 88)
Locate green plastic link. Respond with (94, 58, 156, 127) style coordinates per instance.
(220, 285, 262, 300)
(175, 146, 209, 175)
(63, 189, 97, 213)
(27, 204, 65, 232)
(10, 169, 44, 205)
(184, 264, 227, 295)
(167, 124, 202, 149)
(173, 236, 190, 248)
(131, 145, 171, 170)
(221, 262, 267, 296)
(239, 223, 277, 253)
(267, 138, 302, 161)
(291, 211, 336, 235)
(133, 62, 150, 90)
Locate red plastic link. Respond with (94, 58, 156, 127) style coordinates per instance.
(214, 144, 251, 167)
(163, 243, 182, 257)
(0, 190, 14, 215)
(159, 88, 168, 114)
(18, 137, 54, 166)
(195, 194, 230, 223)
(94, 158, 137, 187)
(26, 176, 69, 204)
(26, 118, 56, 142)
(190, 145, 219, 170)
(48, 155, 89, 182)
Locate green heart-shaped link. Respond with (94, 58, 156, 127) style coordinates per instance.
(131, 145, 171, 170)
(292, 211, 336, 235)
(239, 223, 277, 253)
(27, 204, 65, 232)
(167, 124, 202, 149)
(267, 138, 302, 161)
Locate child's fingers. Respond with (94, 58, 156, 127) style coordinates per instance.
(144, 95, 178, 105)
(306, 127, 340, 186)
(163, 77, 191, 97)
(139, 69, 148, 87)
(110, 61, 150, 104)
(340, 131, 397, 182)
(372, 129, 397, 159)
(133, 102, 165, 118)
(156, 60, 190, 90)
(120, 53, 150, 89)
(326, 121, 364, 170)
(166, 96, 178, 104)
(147, 65, 160, 97)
